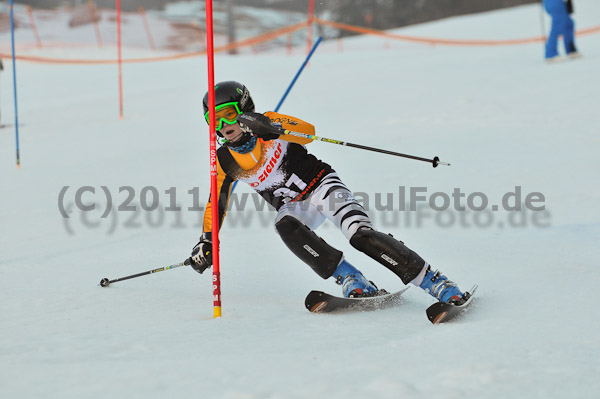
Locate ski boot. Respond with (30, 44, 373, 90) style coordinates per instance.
(418, 266, 466, 305)
(333, 259, 383, 298)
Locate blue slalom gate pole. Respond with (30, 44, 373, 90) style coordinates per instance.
(230, 36, 323, 192)
(274, 36, 322, 112)
(10, 0, 20, 167)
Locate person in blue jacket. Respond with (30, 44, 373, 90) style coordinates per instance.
(543, 0, 580, 61)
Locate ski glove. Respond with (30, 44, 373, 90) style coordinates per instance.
(237, 112, 282, 141)
(190, 232, 212, 274)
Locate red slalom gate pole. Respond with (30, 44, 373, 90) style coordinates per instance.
(88, 1, 103, 48)
(205, 0, 221, 318)
(116, 0, 123, 119)
(306, 0, 314, 55)
(25, 5, 42, 48)
(138, 6, 156, 51)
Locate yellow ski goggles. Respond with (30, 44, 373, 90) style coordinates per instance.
(204, 102, 243, 131)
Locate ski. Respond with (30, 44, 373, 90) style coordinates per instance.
(426, 285, 478, 324)
(305, 287, 409, 313)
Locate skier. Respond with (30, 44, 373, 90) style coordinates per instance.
(190, 81, 468, 304)
(543, 0, 580, 62)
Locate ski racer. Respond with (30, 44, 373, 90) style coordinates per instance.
(190, 81, 468, 304)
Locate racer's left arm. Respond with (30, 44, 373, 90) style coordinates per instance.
(238, 111, 314, 145)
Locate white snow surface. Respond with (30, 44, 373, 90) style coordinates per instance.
(1, 2, 600, 398)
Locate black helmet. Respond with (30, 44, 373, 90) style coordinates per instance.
(203, 81, 256, 150)
(202, 81, 255, 116)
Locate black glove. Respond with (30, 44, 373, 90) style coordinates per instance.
(190, 232, 212, 274)
(237, 112, 282, 141)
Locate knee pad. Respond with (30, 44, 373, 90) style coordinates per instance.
(349, 229, 425, 284)
(275, 216, 342, 279)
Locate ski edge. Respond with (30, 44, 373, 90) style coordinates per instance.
(305, 287, 409, 314)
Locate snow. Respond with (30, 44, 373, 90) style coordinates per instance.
(1, 1, 600, 398)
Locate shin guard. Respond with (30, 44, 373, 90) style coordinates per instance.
(275, 216, 342, 279)
(350, 229, 425, 284)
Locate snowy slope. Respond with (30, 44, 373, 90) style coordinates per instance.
(1, 2, 599, 398)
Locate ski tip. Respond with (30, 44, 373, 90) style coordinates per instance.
(426, 284, 478, 324)
(431, 311, 449, 324)
(305, 291, 327, 313)
(309, 301, 328, 313)
(469, 284, 478, 296)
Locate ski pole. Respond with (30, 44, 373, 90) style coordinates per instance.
(99, 259, 191, 287)
(282, 129, 450, 168)
(10, 0, 21, 168)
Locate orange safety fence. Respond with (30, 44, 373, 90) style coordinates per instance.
(314, 18, 600, 46)
(0, 20, 309, 65)
(2, 17, 600, 64)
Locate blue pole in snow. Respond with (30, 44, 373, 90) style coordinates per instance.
(274, 36, 322, 112)
(230, 36, 323, 192)
(9, 0, 21, 167)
